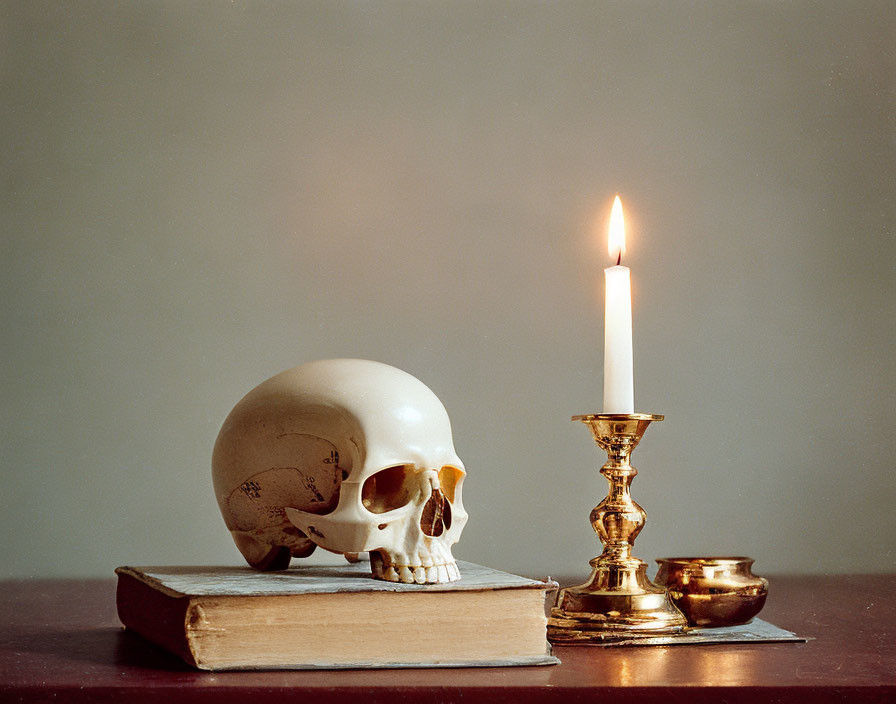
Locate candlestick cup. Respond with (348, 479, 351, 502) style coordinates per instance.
(547, 413, 687, 643)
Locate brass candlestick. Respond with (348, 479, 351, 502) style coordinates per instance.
(547, 413, 687, 643)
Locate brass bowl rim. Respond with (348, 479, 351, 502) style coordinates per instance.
(656, 556, 755, 566)
(572, 413, 664, 422)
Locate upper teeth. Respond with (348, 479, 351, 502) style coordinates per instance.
(371, 559, 460, 584)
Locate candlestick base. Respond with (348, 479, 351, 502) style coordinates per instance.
(547, 413, 687, 644)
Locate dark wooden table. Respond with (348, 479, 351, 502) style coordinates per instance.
(1, 574, 893, 703)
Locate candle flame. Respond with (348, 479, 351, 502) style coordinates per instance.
(608, 195, 626, 262)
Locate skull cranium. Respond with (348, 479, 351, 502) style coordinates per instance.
(212, 359, 467, 583)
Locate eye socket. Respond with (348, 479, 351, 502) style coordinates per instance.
(438, 466, 464, 503)
(362, 465, 415, 514)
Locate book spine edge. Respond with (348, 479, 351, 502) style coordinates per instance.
(116, 571, 199, 668)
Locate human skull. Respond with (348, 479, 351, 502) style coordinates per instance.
(212, 359, 467, 583)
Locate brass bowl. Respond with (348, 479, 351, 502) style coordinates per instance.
(655, 557, 768, 628)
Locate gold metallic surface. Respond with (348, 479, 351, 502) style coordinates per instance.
(654, 557, 768, 627)
(547, 414, 687, 644)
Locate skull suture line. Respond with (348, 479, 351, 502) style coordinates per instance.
(212, 359, 467, 584)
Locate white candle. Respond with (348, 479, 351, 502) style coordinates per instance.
(603, 196, 634, 413)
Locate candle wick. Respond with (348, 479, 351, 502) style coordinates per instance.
(616, 252, 621, 266)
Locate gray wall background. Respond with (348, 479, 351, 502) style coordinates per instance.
(2, 1, 894, 579)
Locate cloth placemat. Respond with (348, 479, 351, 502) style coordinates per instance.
(595, 618, 806, 647)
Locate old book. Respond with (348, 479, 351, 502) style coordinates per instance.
(115, 561, 559, 670)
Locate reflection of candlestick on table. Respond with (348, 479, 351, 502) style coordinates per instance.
(547, 413, 687, 643)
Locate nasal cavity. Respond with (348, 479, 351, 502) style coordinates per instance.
(420, 488, 446, 537)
